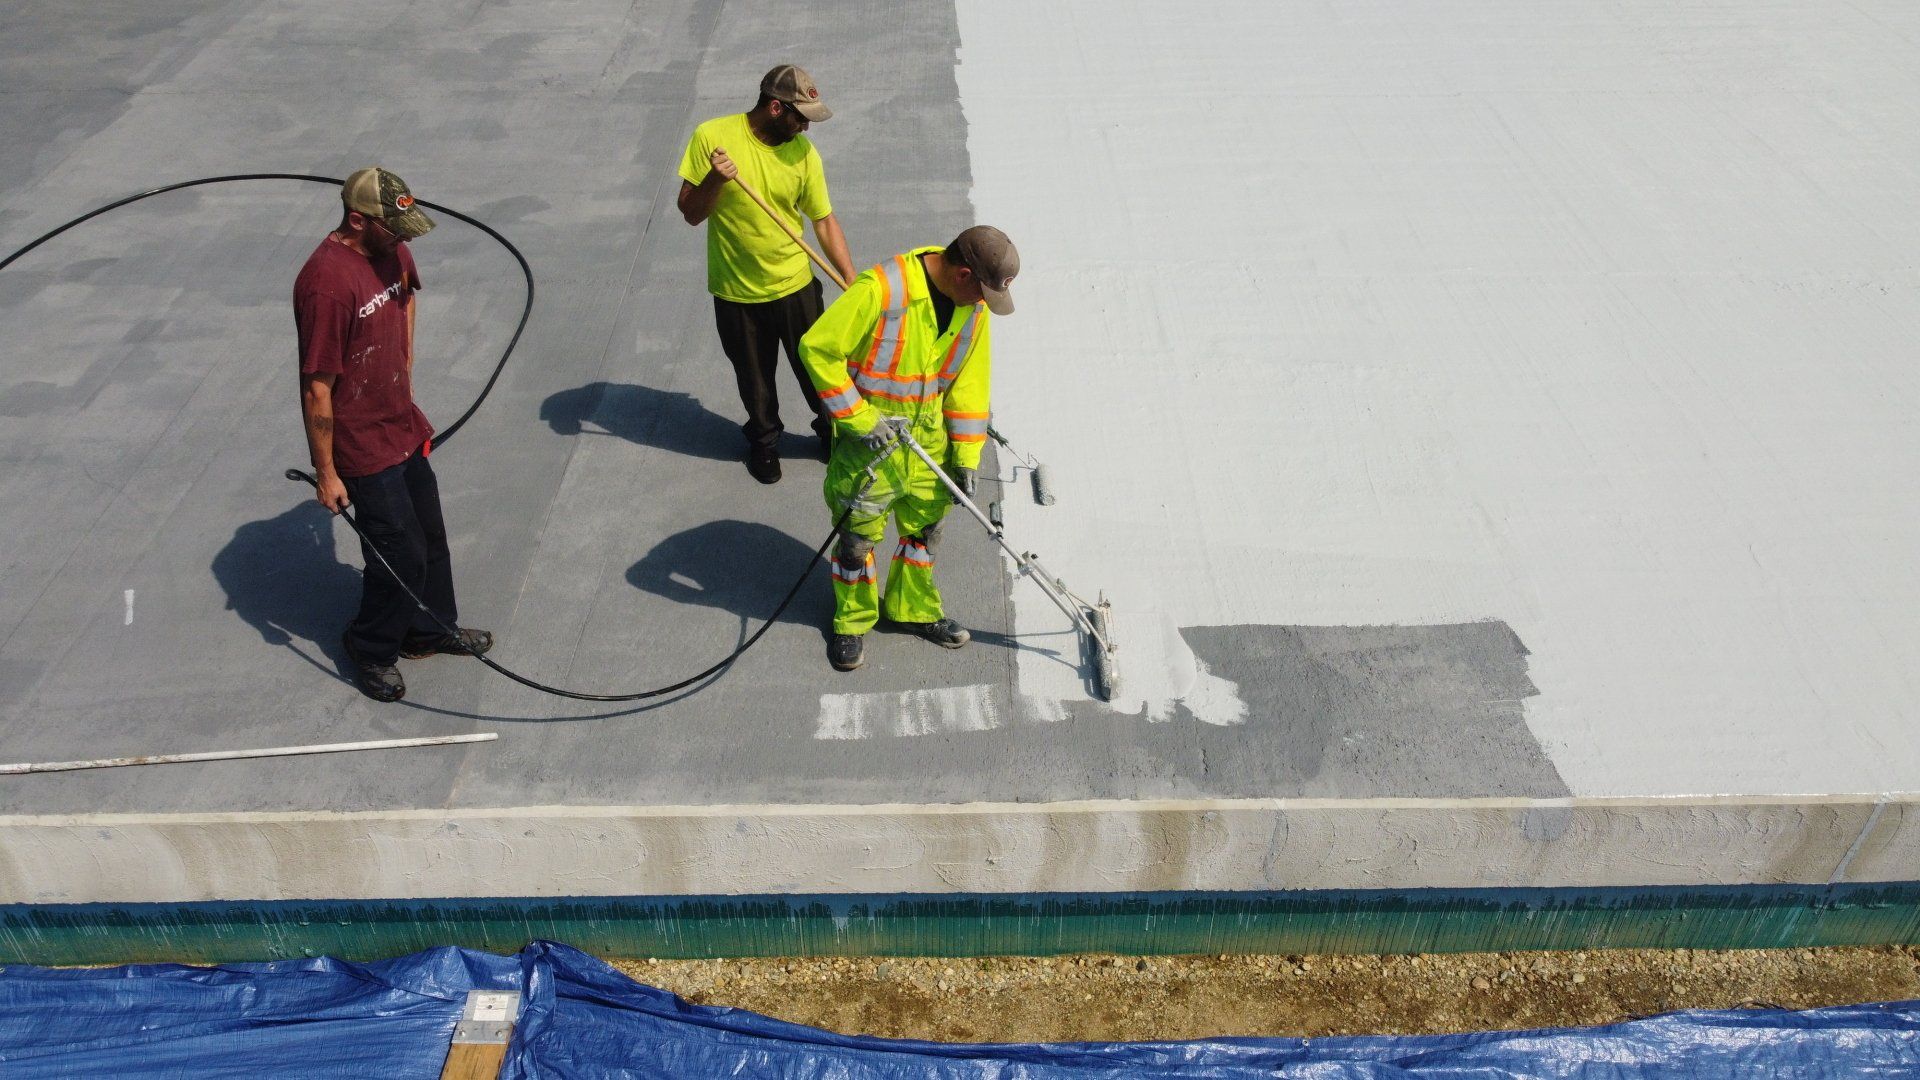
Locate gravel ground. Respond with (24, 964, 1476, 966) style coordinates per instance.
(610, 946, 1920, 1043)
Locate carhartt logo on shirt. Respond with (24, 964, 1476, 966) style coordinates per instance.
(358, 280, 405, 318)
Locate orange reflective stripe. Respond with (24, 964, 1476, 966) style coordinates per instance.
(949, 432, 988, 443)
(942, 410, 989, 419)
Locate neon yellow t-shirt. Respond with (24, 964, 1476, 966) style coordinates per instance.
(679, 113, 833, 304)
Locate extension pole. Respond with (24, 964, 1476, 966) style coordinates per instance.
(0, 733, 497, 775)
(728, 170, 849, 290)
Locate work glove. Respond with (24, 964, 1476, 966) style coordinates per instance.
(859, 415, 909, 453)
(946, 465, 976, 504)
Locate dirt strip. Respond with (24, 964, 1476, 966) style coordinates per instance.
(611, 946, 1920, 1043)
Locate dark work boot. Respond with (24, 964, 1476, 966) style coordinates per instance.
(747, 446, 781, 484)
(897, 617, 971, 649)
(342, 632, 405, 702)
(828, 633, 866, 671)
(401, 627, 494, 659)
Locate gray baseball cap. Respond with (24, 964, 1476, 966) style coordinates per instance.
(953, 225, 1019, 315)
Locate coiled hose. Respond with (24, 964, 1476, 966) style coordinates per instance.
(3, 173, 866, 702)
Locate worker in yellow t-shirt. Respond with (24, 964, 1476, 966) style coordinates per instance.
(678, 64, 856, 484)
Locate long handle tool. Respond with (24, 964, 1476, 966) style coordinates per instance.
(727, 167, 850, 290)
(893, 429, 1118, 700)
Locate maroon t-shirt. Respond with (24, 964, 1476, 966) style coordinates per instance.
(293, 236, 432, 478)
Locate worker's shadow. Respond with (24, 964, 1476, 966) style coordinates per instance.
(626, 519, 833, 631)
(209, 501, 359, 680)
(541, 381, 740, 461)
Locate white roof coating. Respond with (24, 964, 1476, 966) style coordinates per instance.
(961, 0, 1920, 796)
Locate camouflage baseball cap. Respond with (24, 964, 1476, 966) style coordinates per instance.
(761, 64, 832, 122)
(341, 166, 435, 240)
(953, 225, 1019, 315)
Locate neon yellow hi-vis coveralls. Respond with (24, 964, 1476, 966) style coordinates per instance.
(799, 248, 992, 636)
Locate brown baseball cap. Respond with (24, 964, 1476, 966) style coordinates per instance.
(953, 225, 1019, 315)
(761, 64, 832, 122)
(341, 166, 435, 240)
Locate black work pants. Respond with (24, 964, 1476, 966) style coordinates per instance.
(341, 450, 457, 664)
(713, 278, 829, 452)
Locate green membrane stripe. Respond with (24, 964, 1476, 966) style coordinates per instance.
(3, 884, 1916, 965)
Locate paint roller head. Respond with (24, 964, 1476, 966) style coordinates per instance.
(1088, 600, 1119, 701)
(1029, 463, 1057, 506)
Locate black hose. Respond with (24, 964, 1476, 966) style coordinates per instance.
(0, 172, 531, 451)
(288, 467, 865, 702)
(3, 173, 852, 703)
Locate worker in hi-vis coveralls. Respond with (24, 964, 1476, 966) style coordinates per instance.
(799, 226, 1019, 673)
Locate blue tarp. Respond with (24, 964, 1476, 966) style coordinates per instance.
(2, 941, 1915, 1078)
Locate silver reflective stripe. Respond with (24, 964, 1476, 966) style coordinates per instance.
(866, 257, 911, 375)
(853, 371, 939, 400)
(832, 555, 874, 583)
(881, 256, 907, 304)
(936, 305, 983, 392)
(942, 306, 982, 376)
(820, 383, 863, 414)
(945, 415, 989, 437)
(894, 538, 933, 565)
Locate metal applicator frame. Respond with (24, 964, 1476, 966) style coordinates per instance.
(887, 428, 1119, 700)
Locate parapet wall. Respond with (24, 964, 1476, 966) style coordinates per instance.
(3, 795, 1914, 963)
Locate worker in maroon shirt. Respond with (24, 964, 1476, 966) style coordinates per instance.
(294, 166, 492, 702)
